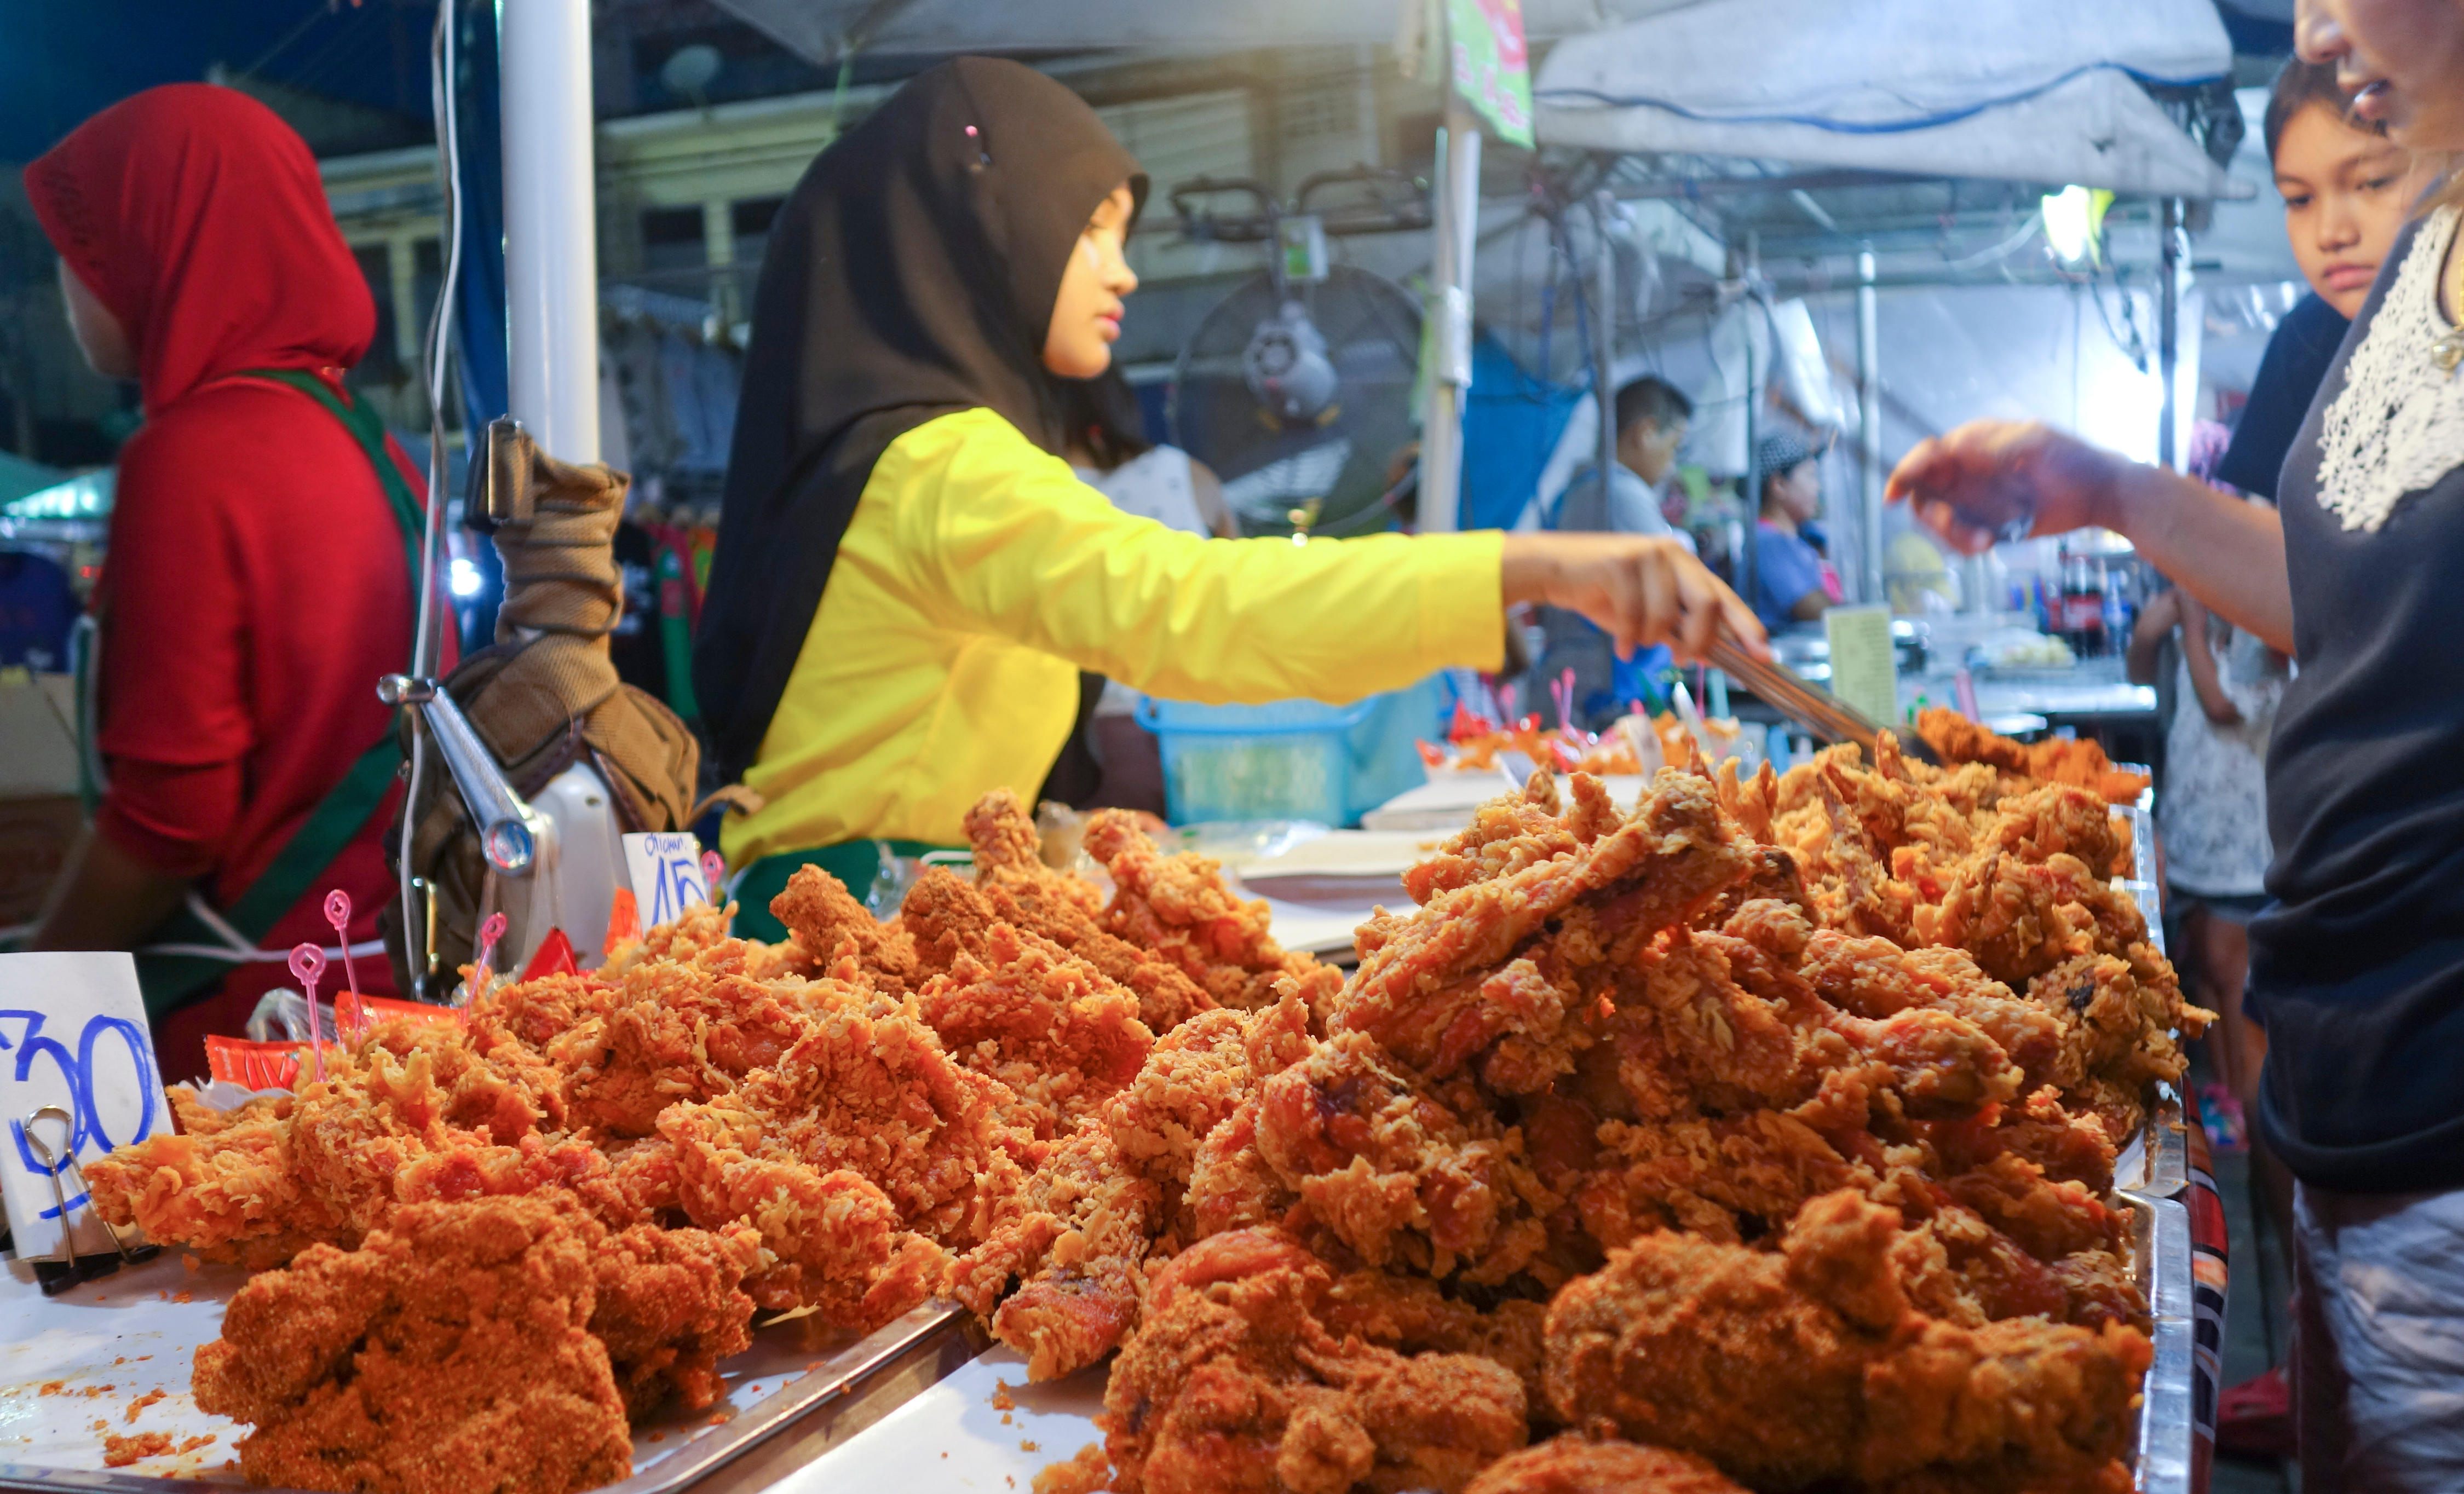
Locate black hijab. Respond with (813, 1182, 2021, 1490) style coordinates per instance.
(695, 57, 1145, 783)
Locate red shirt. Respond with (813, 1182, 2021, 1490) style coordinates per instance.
(28, 86, 450, 1077)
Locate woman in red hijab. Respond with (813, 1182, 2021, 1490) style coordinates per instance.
(22, 84, 439, 1079)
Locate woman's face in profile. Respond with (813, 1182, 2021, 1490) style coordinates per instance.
(2300, 0, 2464, 152)
(1043, 185, 1139, 381)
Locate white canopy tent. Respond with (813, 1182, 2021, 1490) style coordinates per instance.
(703, 0, 1676, 61)
(1533, 0, 2246, 200)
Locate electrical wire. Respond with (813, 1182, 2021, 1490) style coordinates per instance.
(399, 0, 468, 996)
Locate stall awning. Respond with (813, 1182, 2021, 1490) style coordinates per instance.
(706, 0, 1633, 60)
(1534, 0, 2247, 199)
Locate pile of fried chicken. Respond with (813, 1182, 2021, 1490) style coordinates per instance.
(1914, 707, 2152, 806)
(87, 735, 2203, 1494)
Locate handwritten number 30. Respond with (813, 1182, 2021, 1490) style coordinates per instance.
(2, 1010, 159, 1219)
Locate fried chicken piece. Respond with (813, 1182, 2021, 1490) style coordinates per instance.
(1107, 990, 1314, 1199)
(1910, 851, 2108, 987)
(1914, 707, 2029, 776)
(1464, 1435, 1748, 1494)
(1320, 1271, 1550, 1415)
(393, 1130, 666, 1232)
(586, 1220, 764, 1416)
(2028, 950, 2209, 1139)
(193, 1197, 637, 1494)
(916, 921, 1155, 1139)
(951, 1125, 1163, 1380)
(475, 970, 620, 1053)
(89, 1018, 569, 1266)
(557, 962, 820, 1138)
(1086, 809, 1345, 1016)
(769, 864, 919, 989)
(1543, 1190, 2151, 1492)
(1257, 1031, 1553, 1284)
(1103, 1228, 1528, 1494)
(1976, 783, 2128, 878)
(1915, 707, 2151, 806)
(1573, 1110, 1875, 1251)
(657, 981, 1028, 1325)
(1799, 930, 2065, 1095)
(1402, 770, 1617, 905)
(906, 864, 1216, 1036)
(1337, 774, 1753, 1083)
(601, 897, 741, 974)
(1184, 1095, 1297, 1239)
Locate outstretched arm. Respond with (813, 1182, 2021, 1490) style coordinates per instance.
(1887, 421, 2291, 654)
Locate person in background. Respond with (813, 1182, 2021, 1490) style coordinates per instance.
(2216, 56, 2427, 501)
(697, 60, 1763, 935)
(2126, 423, 2288, 1166)
(1050, 367, 1234, 819)
(0, 547, 78, 671)
(20, 86, 434, 1079)
(1752, 430, 1833, 631)
(1530, 376, 1695, 727)
(2189, 54, 2424, 1463)
(1062, 365, 1236, 540)
(1548, 376, 1695, 545)
(1891, 2, 2464, 1481)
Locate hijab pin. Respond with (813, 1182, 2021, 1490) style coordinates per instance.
(964, 123, 991, 166)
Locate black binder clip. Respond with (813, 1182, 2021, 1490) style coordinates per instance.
(21, 1105, 159, 1297)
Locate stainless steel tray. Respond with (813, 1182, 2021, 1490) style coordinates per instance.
(2118, 1095, 2200, 1494)
(0, 1288, 983, 1494)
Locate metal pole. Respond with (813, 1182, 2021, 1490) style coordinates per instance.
(2158, 197, 2183, 471)
(1419, 90, 1479, 533)
(1737, 234, 1760, 626)
(1589, 192, 1619, 522)
(501, 0, 601, 462)
(1856, 246, 1884, 609)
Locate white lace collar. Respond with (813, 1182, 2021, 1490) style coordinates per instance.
(2316, 207, 2464, 533)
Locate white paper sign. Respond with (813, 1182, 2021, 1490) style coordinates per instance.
(0, 952, 171, 1261)
(622, 832, 711, 931)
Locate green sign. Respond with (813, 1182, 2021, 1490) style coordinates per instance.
(1448, 0, 1534, 148)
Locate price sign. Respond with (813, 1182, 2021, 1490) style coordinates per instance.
(621, 832, 711, 931)
(0, 953, 170, 1261)
(1824, 604, 1900, 732)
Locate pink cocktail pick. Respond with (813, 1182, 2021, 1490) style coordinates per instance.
(701, 851, 724, 905)
(288, 943, 329, 1085)
(324, 889, 360, 1008)
(468, 911, 509, 1006)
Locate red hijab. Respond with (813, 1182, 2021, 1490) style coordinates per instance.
(25, 83, 375, 416)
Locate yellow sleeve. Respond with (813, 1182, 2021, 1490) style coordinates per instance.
(885, 410, 1505, 703)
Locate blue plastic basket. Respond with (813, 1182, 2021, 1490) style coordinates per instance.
(1135, 697, 1374, 827)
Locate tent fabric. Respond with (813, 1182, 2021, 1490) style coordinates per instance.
(1460, 333, 1583, 534)
(708, 0, 1659, 61)
(1535, 0, 2245, 200)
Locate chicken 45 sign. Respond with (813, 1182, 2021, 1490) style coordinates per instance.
(622, 832, 713, 929)
(0, 953, 170, 1261)
(1449, 0, 1534, 148)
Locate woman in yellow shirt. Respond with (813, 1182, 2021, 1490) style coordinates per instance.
(696, 58, 1763, 933)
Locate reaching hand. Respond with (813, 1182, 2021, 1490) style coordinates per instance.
(1886, 420, 2129, 554)
(1499, 533, 1768, 665)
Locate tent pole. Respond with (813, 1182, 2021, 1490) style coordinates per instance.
(1420, 91, 1479, 533)
(501, 0, 601, 462)
(1737, 234, 1759, 631)
(2158, 197, 2183, 471)
(1590, 192, 1620, 535)
(1856, 245, 1883, 609)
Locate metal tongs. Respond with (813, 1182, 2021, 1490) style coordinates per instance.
(1707, 633, 1941, 766)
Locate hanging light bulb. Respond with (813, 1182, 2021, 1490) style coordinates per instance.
(2040, 186, 2108, 268)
